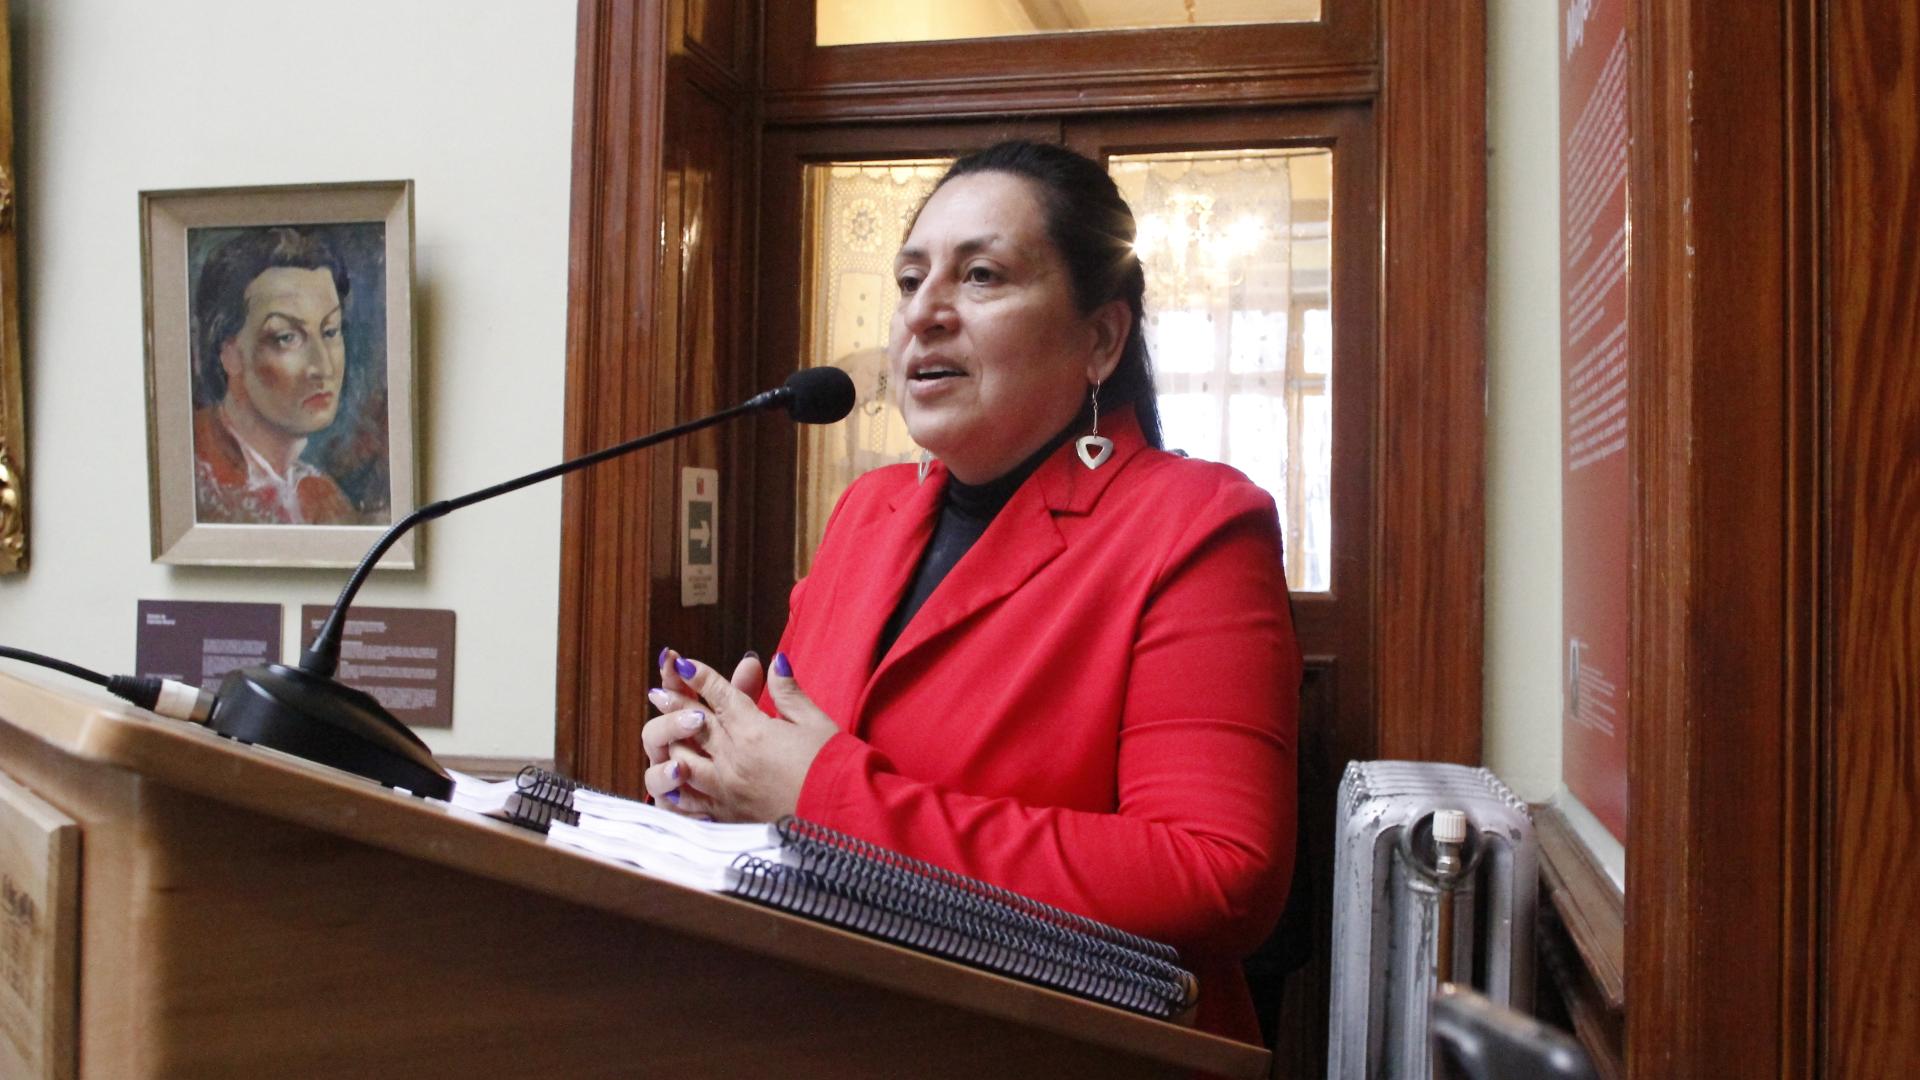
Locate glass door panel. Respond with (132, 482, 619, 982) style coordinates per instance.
(1110, 148, 1334, 591)
(819, 0, 1323, 46)
(794, 159, 952, 576)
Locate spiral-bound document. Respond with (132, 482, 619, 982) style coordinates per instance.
(447, 768, 1198, 1019)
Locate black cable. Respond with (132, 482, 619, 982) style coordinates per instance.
(0, 645, 110, 687)
(0, 644, 214, 722)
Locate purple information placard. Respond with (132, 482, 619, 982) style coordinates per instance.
(299, 605, 456, 729)
(135, 599, 282, 692)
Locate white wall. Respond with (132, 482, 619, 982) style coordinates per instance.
(0, 0, 577, 758)
(1483, 0, 1563, 803)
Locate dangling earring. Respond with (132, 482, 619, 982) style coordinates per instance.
(917, 449, 933, 484)
(1076, 383, 1114, 470)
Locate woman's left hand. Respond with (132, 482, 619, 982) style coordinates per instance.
(648, 652, 839, 822)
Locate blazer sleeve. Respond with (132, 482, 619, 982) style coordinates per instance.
(794, 479, 1301, 961)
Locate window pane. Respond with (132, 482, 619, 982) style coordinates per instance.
(795, 159, 952, 577)
(1157, 392, 1222, 462)
(1112, 146, 1334, 592)
(1228, 393, 1288, 513)
(1144, 309, 1217, 374)
(1229, 309, 1287, 374)
(1302, 306, 1332, 375)
(819, 0, 1322, 47)
(1299, 391, 1332, 591)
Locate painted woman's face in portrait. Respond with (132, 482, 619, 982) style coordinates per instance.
(219, 266, 345, 436)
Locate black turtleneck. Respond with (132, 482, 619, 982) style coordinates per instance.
(874, 424, 1079, 664)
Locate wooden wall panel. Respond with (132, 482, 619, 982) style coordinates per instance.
(1825, 1, 1920, 1074)
(559, 0, 669, 784)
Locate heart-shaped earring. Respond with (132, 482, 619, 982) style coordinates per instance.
(1075, 383, 1113, 470)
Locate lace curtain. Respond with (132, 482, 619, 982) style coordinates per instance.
(796, 162, 949, 576)
(1112, 149, 1332, 591)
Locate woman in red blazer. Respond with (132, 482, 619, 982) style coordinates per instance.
(645, 142, 1301, 1043)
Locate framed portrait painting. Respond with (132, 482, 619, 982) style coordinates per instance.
(141, 181, 417, 567)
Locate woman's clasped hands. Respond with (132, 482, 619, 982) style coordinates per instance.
(642, 649, 839, 823)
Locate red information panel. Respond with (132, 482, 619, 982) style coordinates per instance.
(1561, 0, 1630, 840)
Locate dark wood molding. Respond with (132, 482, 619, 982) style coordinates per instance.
(1623, 0, 1823, 1075)
(1534, 804, 1624, 1011)
(558, 0, 672, 784)
(1623, 0, 1699, 1071)
(1781, 4, 1824, 1075)
(673, 0, 750, 78)
(759, 65, 1381, 123)
(1372, 0, 1486, 764)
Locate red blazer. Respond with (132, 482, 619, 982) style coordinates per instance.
(780, 409, 1301, 1042)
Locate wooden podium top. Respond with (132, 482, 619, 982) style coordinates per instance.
(0, 672, 1270, 1079)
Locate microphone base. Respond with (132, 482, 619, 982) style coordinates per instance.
(210, 663, 454, 800)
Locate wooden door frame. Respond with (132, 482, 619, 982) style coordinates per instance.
(1373, 0, 1486, 764)
(1623, 0, 1823, 1075)
(1625, 0, 1920, 1074)
(561, 0, 1485, 789)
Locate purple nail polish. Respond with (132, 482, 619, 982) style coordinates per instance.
(743, 650, 760, 662)
(773, 652, 793, 677)
(657, 646, 669, 668)
(675, 657, 697, 679)
(665, 790, 681, 805)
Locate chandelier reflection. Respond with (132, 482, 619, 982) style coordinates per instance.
(1132, 190, 1274, 309)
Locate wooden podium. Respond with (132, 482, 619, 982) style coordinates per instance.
(0, 672, 1269, 1078)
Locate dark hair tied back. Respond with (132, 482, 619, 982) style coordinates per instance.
(936, 141, 1163, 447)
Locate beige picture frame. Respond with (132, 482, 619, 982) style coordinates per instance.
(140, 181, 417, 568)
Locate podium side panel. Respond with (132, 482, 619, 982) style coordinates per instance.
(0, 768, 78, 1080)
(129, 785, 1185, 1079)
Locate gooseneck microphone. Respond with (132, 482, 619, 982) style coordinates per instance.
(207, 367, 857, 800)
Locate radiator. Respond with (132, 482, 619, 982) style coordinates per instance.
(1327, 761, 1536, 1080)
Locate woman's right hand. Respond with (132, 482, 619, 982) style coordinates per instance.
(642, 649, 765, 792)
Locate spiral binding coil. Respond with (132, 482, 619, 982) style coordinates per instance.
(777, 816, 1184, 972)
(502, 765, 585, 834)
(727, 817, 1198, 1019)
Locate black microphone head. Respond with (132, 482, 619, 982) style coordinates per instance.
(784, 366, 857, 424)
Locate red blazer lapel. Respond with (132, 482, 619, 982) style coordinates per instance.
(867, 410, 1152, 692)
(816, 465, 944, 691)
(872, 479, 1066, 683)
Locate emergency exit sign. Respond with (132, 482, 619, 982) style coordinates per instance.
(680, 467, 718, 606)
